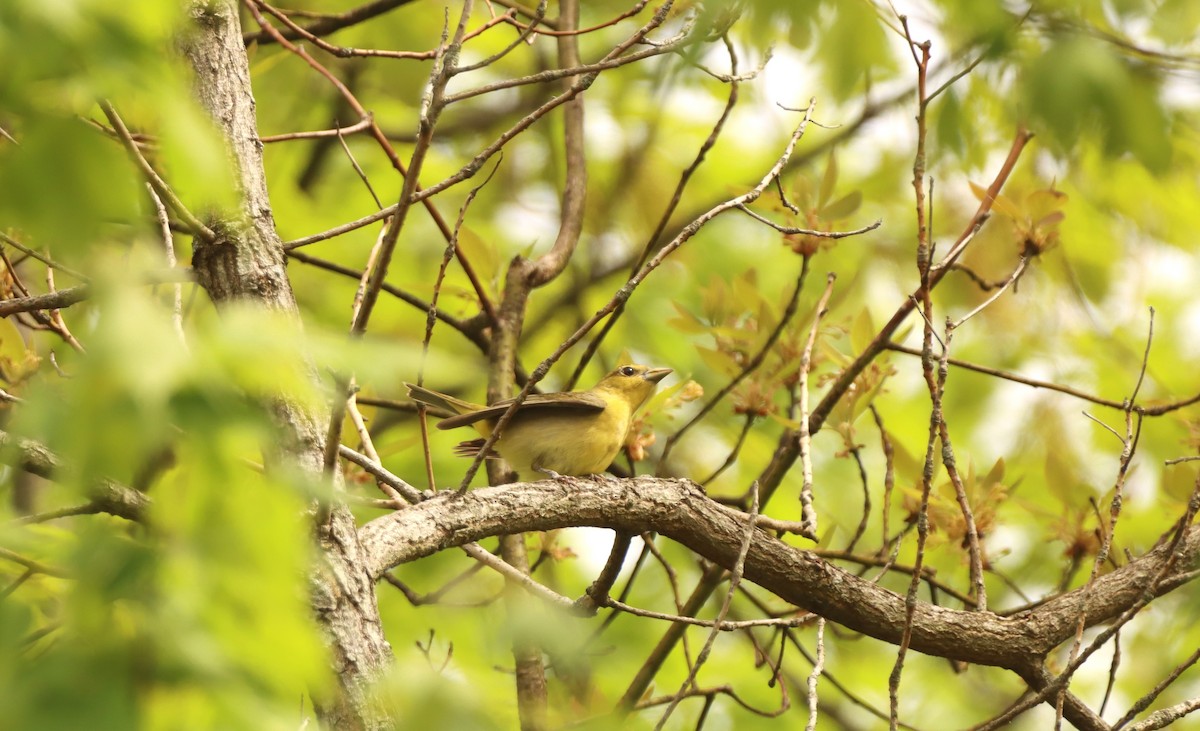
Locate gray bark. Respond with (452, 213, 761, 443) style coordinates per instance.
(179, 2, 392, 728)
(360, 475, 1200, 671)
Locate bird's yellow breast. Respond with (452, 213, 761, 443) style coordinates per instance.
(490, 395, 632, 477)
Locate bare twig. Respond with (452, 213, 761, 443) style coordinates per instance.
(260, 115, 374, 143)
(146, 184, 186, 343)
(568, 32, 743, 386)
(658, 256, 813, 470)
(798, 273, 837, 536)
(654, 482, 760, 730)
(0, 232, 89, 282)
(804, 617, 826, 731)
(98, 101, 216, 242)
(456, 98, 821, 491)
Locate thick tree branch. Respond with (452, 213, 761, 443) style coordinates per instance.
(0, 430, 148, 522)
(359, 476, 1200, 672)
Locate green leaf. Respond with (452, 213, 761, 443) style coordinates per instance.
(455, 226, 499, 298)
(667, 302, 710, 334)
(818, 0, 896, 98)
(849, 309, 876, 355)
(935, 89, 966, 158)
(820, 191, 862, 221)
(819, 152, 839, 209)
(1021, 36, 1171, 171)
(697, 346, 740, 377)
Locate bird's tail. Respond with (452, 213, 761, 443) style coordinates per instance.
(452, 438, 498, 459)
(404, 383, 481, 417)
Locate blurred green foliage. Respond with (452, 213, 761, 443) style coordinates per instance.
(2, 0, 1200, 729)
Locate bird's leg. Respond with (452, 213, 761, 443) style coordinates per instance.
(532, 463, 563, 480)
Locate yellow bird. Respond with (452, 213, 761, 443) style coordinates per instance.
(405, 364, 671, 478)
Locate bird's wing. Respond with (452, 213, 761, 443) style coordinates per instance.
(435, 391, 607, 430)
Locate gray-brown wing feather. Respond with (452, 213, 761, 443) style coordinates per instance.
(435, 391, 607, 430)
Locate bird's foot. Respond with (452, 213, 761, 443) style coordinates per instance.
(534, 466, 563, 480)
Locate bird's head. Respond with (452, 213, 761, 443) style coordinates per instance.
(593, 364, 672, 409)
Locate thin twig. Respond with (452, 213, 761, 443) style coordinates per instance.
(0, 547, 69, 578)
(601, 597, 808, 630)
(798, 273, 837, 536)
(338, 444, 424, 503)
(804, 617, 826, 731)
(658, 256, 813, 470)
(260, 115, 374, 143)
(98, 101, 216, 242)
(883, 343, 1129, 410)
(457, 98, 821, 491)
(949, 255, 1027, 329)
(146, 184, 186, 344)
(654, 482, 760, 730)
(0, 232, 89, 282)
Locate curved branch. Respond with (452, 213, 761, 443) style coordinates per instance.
(242, 0, 419, 45)
(0, 430, 148, 522)
(358, 475, 1199, 671)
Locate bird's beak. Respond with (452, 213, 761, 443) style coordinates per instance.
(644, 368, 672, 383)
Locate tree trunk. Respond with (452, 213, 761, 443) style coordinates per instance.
(179, 2, 392, 728)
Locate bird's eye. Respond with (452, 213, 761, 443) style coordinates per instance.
(620, 366, 637, 377)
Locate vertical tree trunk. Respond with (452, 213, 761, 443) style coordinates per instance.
(179, 2, 392, 728)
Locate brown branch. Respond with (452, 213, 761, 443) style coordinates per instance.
(0, 429, 148, 522)
(180, 4, 392, 728)
(883, 342, 1132, 410)
(357, 475, 1200, 670)
(0, 285, 91, 317)
(98, 101, 217, 242)
(244, 0, 498, 325)
(243, 0, 421, 45)
(567, 31, 743, 387)
(454, 96, 818, 491)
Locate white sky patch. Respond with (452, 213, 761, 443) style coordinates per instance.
(568, 526, 645, 577)
(506, 138, 550, 180)
(1176, 298, 1200, 361)
(990, 524, 1040, 574)
(1124, 460, 1160, 508)
(494, 182, 559, 249)
(664, 83, 729, 122)
(1139, 242, 1196, 294)
(584, 104, 625, 163)
(761, 45, 818, 110)
(588, 229, 635, 272)
(1097, 238, 1194, 334)
(974, 357, 1116, 488)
